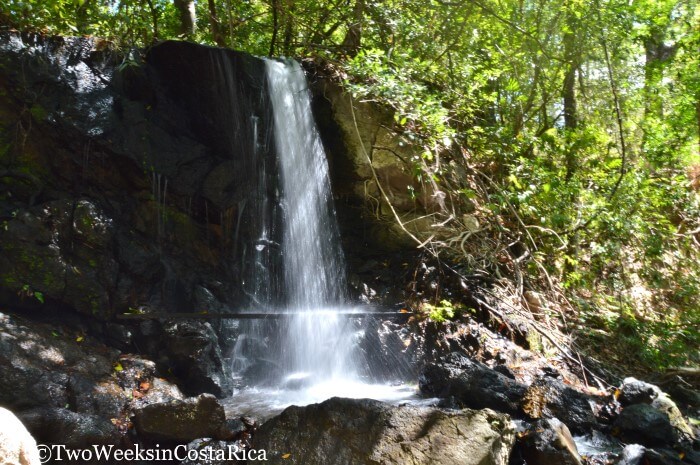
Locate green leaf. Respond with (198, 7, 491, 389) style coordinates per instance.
(508, 174, 522, 189)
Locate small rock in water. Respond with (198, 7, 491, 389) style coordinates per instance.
(618, 377, 658, 406)
(517, 418, 582, 465)
(614, 403, 676, 447)
(281, 373, 314, 390)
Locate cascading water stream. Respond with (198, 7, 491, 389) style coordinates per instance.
(226, 57, 416, 417)
(267, 59, 360, 383)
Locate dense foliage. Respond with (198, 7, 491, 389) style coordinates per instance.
(4, 0, 699, 372)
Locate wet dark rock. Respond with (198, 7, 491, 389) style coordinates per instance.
(517, 418, 582, 465)
(520, 377, 598, 434)
(135, 377, 185, 406)
(225, 418, 247, 437)
(360, 319, 423, 382)
(0, 33, 270, 394)
(419, 352, 527, 414)
(593, 392, 622, 425)
(0, 312, 117, 411)
(132, 393, 228, 443)
(114, 355, 157, 390)
(162, 321, 232, 397)
(619, 377, 658, 405)
(398, 316, 579, 389)
(615, 378, 695, 443)
(104, 323, 133, 350)
(0, 199, 117, 319)
(20, 408, 120, 447)
(252, 397, 515, 465)
(614, 403, 677, 447)
(67, 375, 129, 419)
(494, 364, 517, 379)
(0, 311, 229, 448)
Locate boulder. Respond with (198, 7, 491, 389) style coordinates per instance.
(517, 418, 582, 465)
(0, 407, 41, 465)
(520, 377, 598, 434)
(614, 404, 677, 447)
(252, 397, 515, 465)
(135, 377, 185, 405)
(616, 378, 694, 442)
(618, 377, 658, 406)
(419, 352, 527, 414)
(132, 394, 228, 443)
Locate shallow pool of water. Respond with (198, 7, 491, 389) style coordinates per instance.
(222, 379, 427, 421)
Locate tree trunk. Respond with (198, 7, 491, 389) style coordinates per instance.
(75, 0, 91, 34)
(644, 30, 665, 121)
(207, 0, 226, 46)
(696, 93, 700, 157)
(341, 0, 364, 57)
(562, 7, 579, 182)
(642, 26, 678, 160)
(269, 0, 279, 56)
(146, 0, 159, 41)
(282, 0, 295, 55)
(173, 0, 196, 38)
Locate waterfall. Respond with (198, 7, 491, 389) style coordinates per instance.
(227, 57, 414, 415)
(267, 58, 359, 383)
(229, 58, 361, 386)
(267, 59, 347, 308)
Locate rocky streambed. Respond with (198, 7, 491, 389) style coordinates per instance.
(1, 306, 698, 465)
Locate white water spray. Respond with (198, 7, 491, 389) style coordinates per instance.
(266, 58, 360, 384)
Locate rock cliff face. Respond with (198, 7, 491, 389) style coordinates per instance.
(0, 34, 279, 322)
(310, 75, 439, 251)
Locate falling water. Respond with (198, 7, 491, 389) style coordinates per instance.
(266, 58, 359, 383)
(226, 57, 416, 417)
